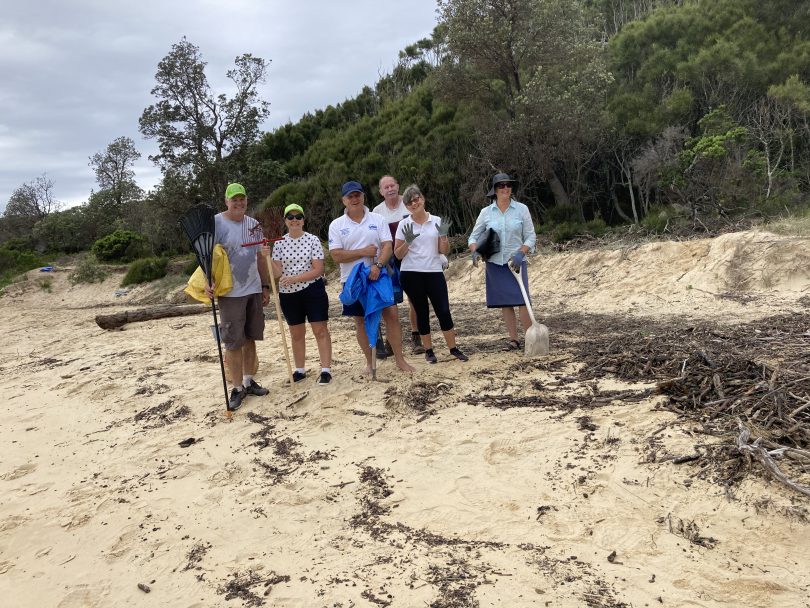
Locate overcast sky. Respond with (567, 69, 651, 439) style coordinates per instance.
(0, 0, 439, 211)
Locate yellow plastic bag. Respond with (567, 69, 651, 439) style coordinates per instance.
(184, 244, 233, 303)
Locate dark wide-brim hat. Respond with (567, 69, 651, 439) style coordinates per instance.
(485, 172, 518, 198)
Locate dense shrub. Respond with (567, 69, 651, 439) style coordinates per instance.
(91, 229, 149, 262)
(121, 257, 168, 286)
(68, 257, 110, 285)
(550, 221, 582, 243)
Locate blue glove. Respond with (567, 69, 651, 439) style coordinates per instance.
(509, 251, 525, 273)
(471, 250, 481, 267)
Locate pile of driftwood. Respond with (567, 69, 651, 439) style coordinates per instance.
(574, 313, 810, 497)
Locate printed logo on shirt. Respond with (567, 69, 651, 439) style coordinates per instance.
(368, 224, 378, 231)
(340, 228, 351, 236)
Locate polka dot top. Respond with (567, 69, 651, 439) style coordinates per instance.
(271, 232, 325, 293)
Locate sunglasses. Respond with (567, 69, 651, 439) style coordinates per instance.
(405, 195, 423, 206)
(495, 182, 512, 189)
(285, 214, 304, 220)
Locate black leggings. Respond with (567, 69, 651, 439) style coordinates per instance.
(400, 271, 454, 335)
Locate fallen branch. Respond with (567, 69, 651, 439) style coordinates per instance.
(95, 304, 211, 330)
(736, 420, 810, 498)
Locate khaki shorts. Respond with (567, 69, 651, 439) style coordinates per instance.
(218, 293, 265, 350)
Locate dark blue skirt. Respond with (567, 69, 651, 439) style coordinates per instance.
(485, 262, 530, 308)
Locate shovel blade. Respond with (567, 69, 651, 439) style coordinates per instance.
(524, 324, 550, 356)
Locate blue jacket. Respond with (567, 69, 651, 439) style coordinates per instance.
(339, 264, 395, 347)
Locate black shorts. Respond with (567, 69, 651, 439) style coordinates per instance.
(278, 278, 329, 326)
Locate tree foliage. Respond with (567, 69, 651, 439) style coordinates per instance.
(139, 38, 270, 204)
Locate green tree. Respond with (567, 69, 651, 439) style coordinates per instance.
(88, 136, 143, 208)
(139, 38, 270, 204)
(437, 0, 611, 214)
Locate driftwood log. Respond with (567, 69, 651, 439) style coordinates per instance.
(95, 304, 211, 330)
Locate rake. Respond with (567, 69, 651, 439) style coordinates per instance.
(242, 207, 294, 386)
(178, 204, 232, 416)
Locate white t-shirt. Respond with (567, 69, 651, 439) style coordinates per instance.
(372, 199, 410, 224)
(328, 207, 393, 283)
(395, 214, 446, 273)
(271, 232, 324, 294)
(214, 213, 262, 297)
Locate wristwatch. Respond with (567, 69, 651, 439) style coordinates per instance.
(262, 284, 270, 290)
(374, 261, 384, 269)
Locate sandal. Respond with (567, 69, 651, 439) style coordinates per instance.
(505, 339, 521, 351)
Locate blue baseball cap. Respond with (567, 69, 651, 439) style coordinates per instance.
(341, 181, 364, 197)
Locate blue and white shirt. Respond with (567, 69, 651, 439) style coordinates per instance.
(467, 199, 536, 265)
(328, 207, 393, 283)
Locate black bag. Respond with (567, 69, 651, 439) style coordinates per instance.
(476, 228, 501, 261)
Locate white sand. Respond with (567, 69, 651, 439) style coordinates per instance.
(1, 229, 809, 607)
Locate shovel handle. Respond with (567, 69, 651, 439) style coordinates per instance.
(511, 266, 538, 325)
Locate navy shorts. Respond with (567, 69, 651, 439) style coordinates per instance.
(278, 279, 329, 326)
(342, 299, 365, 317)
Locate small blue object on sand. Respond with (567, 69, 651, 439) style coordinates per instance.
(40, 266, 53, 272)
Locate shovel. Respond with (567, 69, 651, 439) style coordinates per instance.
(511, 268, 549, 356)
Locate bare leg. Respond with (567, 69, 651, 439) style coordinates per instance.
(408, 299, 418, 333)
(310, 321, 332, 368)
(420, 333, 433, 350)
(352, 317, 373, 372)
(289, 324, 306, 368)
(441, 329, 457, 349)
(224, 346, 243, 386)
(242, 339, 259, 376)
(517, 306, 533, 332)
(383, 305, 415, 372)
(501, 307, 519, 341)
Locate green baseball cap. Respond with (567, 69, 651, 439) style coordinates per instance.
(225, 183, 246, 199)
(284, 203, 304, 216)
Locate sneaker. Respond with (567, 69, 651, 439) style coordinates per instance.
(411, 332, 426, 354)
(228, 387, 245, 411)
(292, 371, 306, 383)
(424, 349, 437, 364)
(449, 347, 469, 362)
(244, 379, 269, 396)
(318, 371, 332, 385)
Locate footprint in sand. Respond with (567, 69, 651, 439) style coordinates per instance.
(0, 560, 14, 574)
(0, 462, 37, 481)
(483, 436, 541, 465)
(0, 514, 28, 532)
(56, 586, 108, 608)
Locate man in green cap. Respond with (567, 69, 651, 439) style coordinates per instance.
(205, 183, 273, 410)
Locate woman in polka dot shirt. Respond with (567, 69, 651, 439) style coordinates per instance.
(270, 204, 333, 385)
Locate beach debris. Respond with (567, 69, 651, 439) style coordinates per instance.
(178, 437, 198, 448)
(137, 583, 151, 593)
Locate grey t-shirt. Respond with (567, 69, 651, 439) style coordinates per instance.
(214, 213, 262, 297)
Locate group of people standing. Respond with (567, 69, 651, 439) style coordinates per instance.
(207, 173, 537, 410)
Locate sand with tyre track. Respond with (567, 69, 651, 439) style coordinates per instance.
(1, 229, 809, 608)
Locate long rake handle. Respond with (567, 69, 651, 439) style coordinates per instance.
(210, 298, 232, 417)
(266, 258, 295, 386)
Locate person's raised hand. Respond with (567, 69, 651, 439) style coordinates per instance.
(402, 223, 419, 244)
(437, 219, 452, 237)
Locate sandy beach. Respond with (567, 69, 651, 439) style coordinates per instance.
(1, 229, 809, 607)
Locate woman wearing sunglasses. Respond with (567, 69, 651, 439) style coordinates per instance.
(467, 172, 536, 351)
(270, 203, 333, 384)
(393, 185, 469, 364)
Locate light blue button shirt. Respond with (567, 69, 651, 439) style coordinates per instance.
(467, 199, 536, 266)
